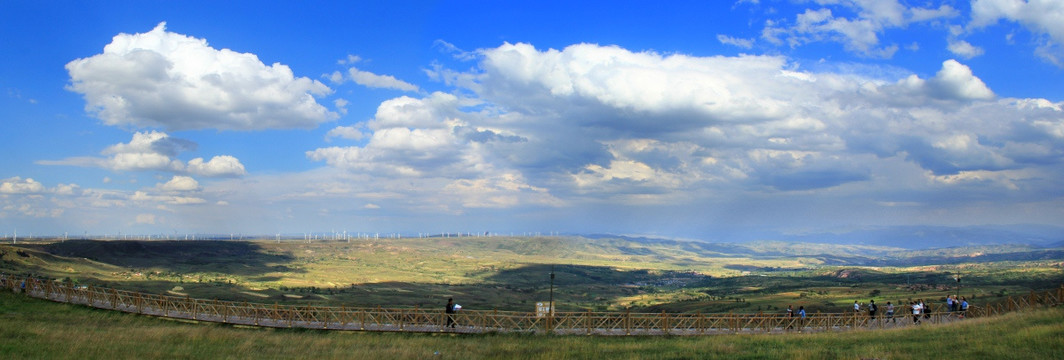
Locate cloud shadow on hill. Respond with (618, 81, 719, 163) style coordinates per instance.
(32, 240, 300, 276)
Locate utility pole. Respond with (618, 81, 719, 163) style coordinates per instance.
(956, 275, 962, 301)
(548, 265, 555, 333)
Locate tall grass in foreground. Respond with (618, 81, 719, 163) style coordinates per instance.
(1, 290, 1061, 359)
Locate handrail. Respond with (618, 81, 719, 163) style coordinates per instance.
(2, 274, 1059, 335)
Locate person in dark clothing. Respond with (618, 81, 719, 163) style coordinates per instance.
(445, 297, 456, 328)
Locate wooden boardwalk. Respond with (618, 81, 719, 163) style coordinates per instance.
(3, 275, 1060, 335)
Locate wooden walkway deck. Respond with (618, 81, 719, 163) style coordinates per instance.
(3, 275, 1060, 335)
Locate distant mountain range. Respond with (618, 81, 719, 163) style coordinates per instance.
(774, 225, 1064, 249)
(586, 224, 1064, 250)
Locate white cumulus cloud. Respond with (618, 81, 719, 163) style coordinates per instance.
(970, 0, 1064, 66)
(348, 67, 420, 92)
(948, 39, 985, 58)
(65, 22, 336, 131)
(759, 1, 958, 58)
(0, 177, 46, 194)
(927, 59, 996, 101)
(329, 55, 420, 92)
(316, 41, 1061, 206)
(158, 175, 200, 192)
(39, 131, 246, 177)
(325, 125, 365, 142)
(187, 156, 246, 177)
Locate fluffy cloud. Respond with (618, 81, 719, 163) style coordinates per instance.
(325, 125, 365, 141)
(66, 22, 335, 131)
(328, 55, 420, 92)
(971, 0, 1064, 42)
(758, 1, 958, 57)
(347, 67, 420, 92)
(307, 41, 1064, 212)
(158, 176, 199, 192)
(925, 59, 995, 101)
(187, 156, 246, 177)
(308, 92, 475, 177)
(948, 39, 985, 58)
(39, 38, 1063, 233)
(0, 177, 46, 194)
(39, 131, 246, 177)
(970, 0, 1064, 66)
(0, 174, 224, 233)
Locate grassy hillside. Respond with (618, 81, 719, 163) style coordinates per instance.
(0, 290, 1061, 359)
(2, 237, 1061, 314)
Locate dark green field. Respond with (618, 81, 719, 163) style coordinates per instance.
(1, 289, 1062, 359)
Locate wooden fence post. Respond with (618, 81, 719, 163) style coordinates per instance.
(662, 311, 669, 335)
(288, 305, 294, 328)
(190, 296, 197, 320)
(625, 309, 631, 336)
(549, 308, 557, 334)
(586, 309, 592, 335)
(272, 303, 279, 327)
(339, 305, 347, 329)
(323, 305, 329, 329)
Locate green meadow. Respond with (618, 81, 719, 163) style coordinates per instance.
(1, 289, 1062, 359)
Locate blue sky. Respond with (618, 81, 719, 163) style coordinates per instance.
(2, 1, 1064, 242)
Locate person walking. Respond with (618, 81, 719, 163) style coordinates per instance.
(868, 299, 877, 320)
(886, 301, 895, 323)
(911, 301, 921, 324)
(786, 305, 794, 329)
(853, 300, 860, 313)
(445, 297, 456, 329)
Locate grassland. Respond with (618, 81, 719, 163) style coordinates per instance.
(1, 289, 1062, 359)
(1, 236, 1062, 314)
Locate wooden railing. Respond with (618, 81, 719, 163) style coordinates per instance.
(2, 275, 1060, 335)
